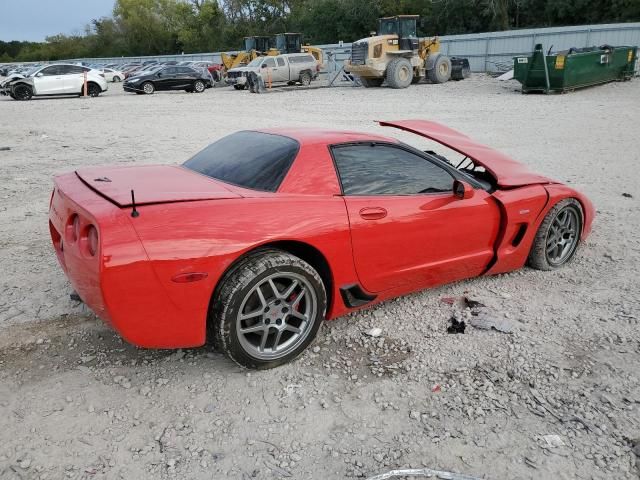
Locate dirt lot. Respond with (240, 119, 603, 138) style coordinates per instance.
(0, 75, 639, 480)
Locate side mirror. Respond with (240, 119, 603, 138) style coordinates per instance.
(453, 179, 474, 200)
(261, 63, 268, 68)
(35, 72, 44, 77)
(156, 72, 162, 77)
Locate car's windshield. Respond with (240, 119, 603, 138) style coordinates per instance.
(183, 131, 299, 192)
(246, 57, 263, 67)
(25, 66, 42, 77)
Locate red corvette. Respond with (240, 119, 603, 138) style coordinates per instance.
(49, 120, 594, 368)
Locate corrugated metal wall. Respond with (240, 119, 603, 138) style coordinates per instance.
(72, 22, 640, 73)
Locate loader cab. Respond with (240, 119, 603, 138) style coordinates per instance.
(274, 33, 303, 54)
(244, 36, 272, 53)
(378, 15, 419, 51)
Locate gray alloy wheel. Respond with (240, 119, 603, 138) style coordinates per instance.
(528, 198, 583, 270)
(142, 82, 155, 94)
(193, 80, 205, 93)
(236, 272, 317, 361)
(113, 76, 121, 82)
(210, 248, 326, 369)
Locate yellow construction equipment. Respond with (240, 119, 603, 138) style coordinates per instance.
(345, 15, 469, 88)
(222, 33, 324, 71)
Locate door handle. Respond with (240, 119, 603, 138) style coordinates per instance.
(359, 207, 387, 220)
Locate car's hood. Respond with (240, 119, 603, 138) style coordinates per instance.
(379, 119, 555, 188)
(228, 66, 254, 74)
(1, 73, 25, 86)
(75, 165, 242, 207)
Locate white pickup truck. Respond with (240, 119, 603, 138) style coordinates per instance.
(226, 53, 319, 90)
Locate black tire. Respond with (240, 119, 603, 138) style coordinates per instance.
(113, 76, 121, 82)
(287, 81, 296, 86)
(12, 84, 33, 101)
(386, 57, 413, 89)
(87, 82, 101, 97)
(233, 84, 245, 90)
(359, 77, 384, 88)
(210, 248, 327, 369)
(528, 198, 583, 271)
(411, 75, 422, 84)
(427, 55, 452, 83)
(142, 81, 155, 94)
(299, 71, 312, 86)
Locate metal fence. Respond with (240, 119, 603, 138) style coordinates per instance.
(56, 22, 640, 74)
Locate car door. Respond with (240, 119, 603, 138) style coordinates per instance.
(332, 142, 501, 293)
(64, 65, 86, 94)
(174, 67, 195, 89)
(272, 56, 289, 83)
(156, 67, 175, 90)
(32, 65, 65, 94)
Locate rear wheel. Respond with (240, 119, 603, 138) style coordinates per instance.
(142, 82, 155, 94)
(210, 248, 326, 369)
(428, 55, 452, 83)
(359, 77, 384, 88)
(386, 57, 413, 89)
(193, 80, 205, 93)
(113, 76, 121, 82)
(299, 71, 312, 86)
(12, 84, 33, 101)
(528, 199, 583, 270)
(87, 82, 101, 97)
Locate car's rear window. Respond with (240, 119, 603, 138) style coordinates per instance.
(183, 131, 299, 192)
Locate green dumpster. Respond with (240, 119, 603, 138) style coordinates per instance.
(514, 43, 637, 93)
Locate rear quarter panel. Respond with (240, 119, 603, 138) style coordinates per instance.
(129, 195, 355, 345)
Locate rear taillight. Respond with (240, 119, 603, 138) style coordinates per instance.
(68, 214, 80, 243)
(87, 225, 98, 256)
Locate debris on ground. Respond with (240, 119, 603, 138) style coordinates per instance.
(364, 327, 383, 338)
(69, 292, 82, 302)
(622, 192, 633, 198)
(447, 315, 466, 334)
(366, 467, 484, 480)
(0, 146, 10, 151)
(540, 434, 565, 448)
(469, 310, 514, 333)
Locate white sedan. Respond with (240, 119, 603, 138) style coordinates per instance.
(102, 68, 125, 82)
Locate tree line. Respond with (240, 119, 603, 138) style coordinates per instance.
(1, 0, 639, 62)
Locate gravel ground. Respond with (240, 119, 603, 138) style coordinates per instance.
(0, 75, 639, 480)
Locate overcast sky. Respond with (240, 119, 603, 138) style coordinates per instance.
(0, 0, 115, 42)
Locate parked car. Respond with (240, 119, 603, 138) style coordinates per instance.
(226, 53, 318, 90)
(48, 120, 594, 369)
(102, 68, 125, 82)
(123, 65, 212, 94)
(0, 63, 108, 100)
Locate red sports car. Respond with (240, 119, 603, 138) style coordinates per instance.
(49, 120, 594, 368)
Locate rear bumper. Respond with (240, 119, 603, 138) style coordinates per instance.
(49, 173, 207, 348)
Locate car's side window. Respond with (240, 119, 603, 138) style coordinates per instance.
(163, 67, 175, 75)
(40, 66, 59, 76)
(263, 57, 276, 68)
(68, 66, 85, 74)
(332, 144, 454, 196)
(276, 57, 285, 67)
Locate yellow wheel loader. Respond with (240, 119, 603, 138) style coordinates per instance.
(345, 15, 470, 88)
(221, 36, 275, 71)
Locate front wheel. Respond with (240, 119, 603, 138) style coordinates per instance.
(210, 249, 327, 369)
(142, 82, 155, 94)
(386, 57, 413, 89)
(12, 84, 33, 101)
(528, 198, 583, 270)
